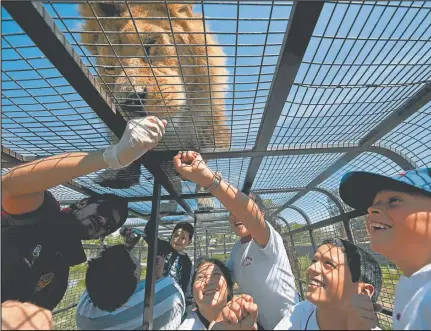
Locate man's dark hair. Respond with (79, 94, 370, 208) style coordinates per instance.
(322, 238, 382, 303)
(86, 245, 137, 312)
(249, 192, 266, 212)
(192, 258, 233, 302)
(76, 194, 129, 236)
(172, 222, 194, 241)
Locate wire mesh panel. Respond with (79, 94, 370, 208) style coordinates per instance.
(1, 8, 117, 157)
(375, 99, 431, 167)
(251, 153, 345, 190)
(2, 1, 431, 330)
(43, 1, 294, 152)
(293, 190, 342, 224)
(258, 191, 299, 212)
(269, 1, 431, 150)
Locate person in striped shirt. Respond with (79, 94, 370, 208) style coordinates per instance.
(76, 245, 185, 330)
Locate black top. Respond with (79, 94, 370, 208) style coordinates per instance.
(144, 220, 192, 295)
(1, 191, 86, 310)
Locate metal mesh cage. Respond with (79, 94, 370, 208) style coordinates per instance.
(2, 1, 430, 330)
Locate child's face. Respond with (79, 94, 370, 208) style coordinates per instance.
(367, 190, 431, 274)
(193, 262, 229, 312)
(170, 228, 191, 252)
(306, 244, 368, 306)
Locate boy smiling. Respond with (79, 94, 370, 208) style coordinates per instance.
(340, 168, 431, 329)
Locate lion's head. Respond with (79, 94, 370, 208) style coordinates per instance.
(79, 2, 230, 148)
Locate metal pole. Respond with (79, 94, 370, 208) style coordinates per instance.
(194, 215, 197, 264)
(343, 218, 355, 243)
(205, 230, 209, 257)
(142, 179, 161, 330)
(309, 229, 317, 253)
(223, 235, 227, 262)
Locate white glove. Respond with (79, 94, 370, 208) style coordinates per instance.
(103, 116, 167, 169)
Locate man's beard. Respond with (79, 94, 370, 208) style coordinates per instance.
(60, 209, 91, 240)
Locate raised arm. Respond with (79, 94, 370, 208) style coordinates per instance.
(2, 116, 167, 215)
(173, 151, 269, 247)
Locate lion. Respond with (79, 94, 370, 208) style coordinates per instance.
(79, 2, 230, 211)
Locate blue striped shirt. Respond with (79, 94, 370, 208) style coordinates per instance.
(76, 277, 185, 330)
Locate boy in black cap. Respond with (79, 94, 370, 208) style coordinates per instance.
(2, 116, 167, 310)
(122, 220, 194, 296)
(339, 168, 431, 330)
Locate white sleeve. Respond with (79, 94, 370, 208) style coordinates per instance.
(274, 301, 313, 330)
(274, 315, 293, 330)
(404, 285, 431, 330)
(254, 221, 284, 257)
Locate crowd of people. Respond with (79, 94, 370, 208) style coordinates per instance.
(2, 116, 430, 330)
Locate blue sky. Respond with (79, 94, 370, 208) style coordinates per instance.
(2, 1, 430, 223)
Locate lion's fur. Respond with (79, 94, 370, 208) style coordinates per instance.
(79, 3, 230, 148)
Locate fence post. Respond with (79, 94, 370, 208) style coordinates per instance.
(194, 215, 197, 264)
(205, 230, 209, 257)
(223, 234, 227, 261)
(142, 179, 161, 330)
(343, 218, 355, 243)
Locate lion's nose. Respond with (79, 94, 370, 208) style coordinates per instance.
(121, 90, 148, 115)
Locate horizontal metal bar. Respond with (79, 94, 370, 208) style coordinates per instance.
(52, 304, 78, 316)
(289, 210, 365, 236)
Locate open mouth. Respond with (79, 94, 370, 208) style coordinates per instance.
(369, 221, 392, 231)
(235, 222, 243, 227)
(308, 279, 325, 288)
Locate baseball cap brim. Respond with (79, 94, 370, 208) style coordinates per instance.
(339, 171, 425, 212)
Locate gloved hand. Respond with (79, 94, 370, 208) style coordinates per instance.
(103, 116, 167, 169)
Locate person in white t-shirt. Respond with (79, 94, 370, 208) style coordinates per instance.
(179, 258, 258, 330)
(275, 238, 383, 330)
(339, 168, 431, 330)
(173, 151, 297, 330)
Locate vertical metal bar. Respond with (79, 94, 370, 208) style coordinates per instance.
(142, 179, 161, 330)
(194, 215, 197, 264)
(223, 235, 227, 262)
(309, 229, 317, 253)
(205, 230, 209, 257)
(343, 219, 355, 243)
(138, 246, 142, 266)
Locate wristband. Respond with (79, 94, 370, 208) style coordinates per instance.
(203, 172, 222, 194)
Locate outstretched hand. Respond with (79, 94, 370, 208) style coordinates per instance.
(104, 116, 168, 169)
(173, 151, 216, 188)
(210, 295, 258, 330)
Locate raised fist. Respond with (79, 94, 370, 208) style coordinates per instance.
(173, 151, 216, 188)
(210, 295, 258, 330)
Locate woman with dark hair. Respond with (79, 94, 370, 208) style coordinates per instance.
(179, 258, 258, 330)
(179, 258, 233, 330)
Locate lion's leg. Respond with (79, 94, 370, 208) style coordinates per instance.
(160, 171, 181, 214)
(95, 161, 141, 189)
(195, 183, 215, 211)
